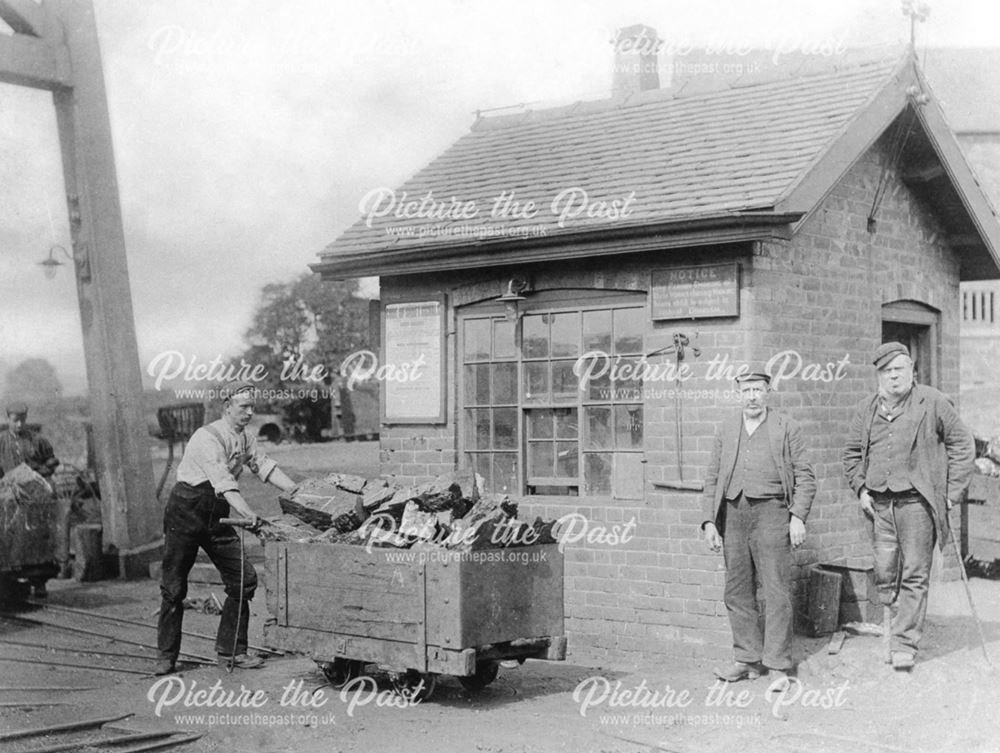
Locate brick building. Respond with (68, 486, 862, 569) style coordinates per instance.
(314, 48, 1000, 663)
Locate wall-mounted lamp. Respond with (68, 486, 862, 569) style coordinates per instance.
(39, 243, 90, 282)
(498, 276, 529, 322)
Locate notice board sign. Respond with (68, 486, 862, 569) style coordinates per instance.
(382, 298, 445, 424)
(650, 263, 740, 320)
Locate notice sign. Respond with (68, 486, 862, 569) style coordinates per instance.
(383, 299, 445, 423)
(650, 263, 740, 320)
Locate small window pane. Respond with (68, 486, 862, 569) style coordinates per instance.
(523, 315, 548, 358)
(493, 408, 517, 449)
(583, 309, 612, 353)
(466, 453, 490, 489)
(493, 319, 516, 359)
(552, 361, 577, 402)
(612, 357, 642, 402)
(528, 442, 554, 478)
(614, 308, 644, 354)
(584, 453, 612, 495)
(615, 405, 643, 448)
(464, 409, 478, 449)
(494, 362, 517, 404)
(554, 407, 577, 438)
(586, 406, 612, 450)
(528, 410, 553, 439)
(587, 368, 611, 401)
(493, 454, 517, 494)
(463, 363, 490, 404)
(475, 409, 492, 449)
(556, 441, 579, 477)
(524, 363, 549, 402)
(550, 312, 579, 357)
(464, 319, 491, 361)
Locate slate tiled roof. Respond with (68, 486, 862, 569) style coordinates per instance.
(321, 54, 906, 264)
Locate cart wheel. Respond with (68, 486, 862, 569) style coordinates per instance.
(389, 670, 437, 702)
(318, 658, 365, 689)
(458, 660, 499, 691)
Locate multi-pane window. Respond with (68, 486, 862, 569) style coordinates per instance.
(462, 298, 645, 498)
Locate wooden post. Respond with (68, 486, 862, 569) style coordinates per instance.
(0, 0, 161, 576)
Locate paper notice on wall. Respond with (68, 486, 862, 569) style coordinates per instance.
(383, 300, 444, 422)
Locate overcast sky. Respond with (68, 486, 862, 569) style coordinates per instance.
(0, 0, 997, 396)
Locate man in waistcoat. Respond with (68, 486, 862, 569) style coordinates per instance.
(842, 342, 974, 670)
(702, 372, 816, 686)
(155, 381, 297, 676)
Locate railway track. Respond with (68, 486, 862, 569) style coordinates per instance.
(0, 713, 201, 753)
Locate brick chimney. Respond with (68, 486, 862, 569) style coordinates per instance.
(611, 24, 662, 98)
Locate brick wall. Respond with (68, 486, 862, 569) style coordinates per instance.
(374, 133, 965, 664)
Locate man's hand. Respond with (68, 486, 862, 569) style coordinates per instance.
(704, 522, 722, 553)
(946, 498, 955, 512)
(789, 515, 806, 549)
(858, 488, 874, 518)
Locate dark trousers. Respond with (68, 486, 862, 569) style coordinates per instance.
(157, 482, 257, 662)
(722, 495, 793, 670)
(871, 492, 935, 656)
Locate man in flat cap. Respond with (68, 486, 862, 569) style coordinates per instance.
(0, 402, 59, 480)
(156, 381, 297, 676)
(702, 371, 816, 687)
(843, 342, 974, 670)
(0, 402, 60, 596)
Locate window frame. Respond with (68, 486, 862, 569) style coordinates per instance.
(458, 290, 647, 499)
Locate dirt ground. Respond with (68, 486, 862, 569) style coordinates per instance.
(1, 575, 999, 753)
(3, 441, 1000, 753)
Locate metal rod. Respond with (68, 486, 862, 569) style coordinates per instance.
(0, 656, 150, 675)
(27, 600, 283, 656)
(0, 712, 132, 742)
(0, 637, 197, 663)
(0, 686, 99, 691)
(949, 523, 995, 668)
(0, 614, 216, 663)
(114, 733, 203, 753)
(19, 730, 179, 753)
(0, 702, 71, 707)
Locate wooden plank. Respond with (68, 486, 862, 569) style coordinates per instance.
(276, 543, 423, 642)
(263, 625, 475, 675)
(426, 544, 564, 648)
(0, 0, 45, 36)
(0, 31, 71, 89)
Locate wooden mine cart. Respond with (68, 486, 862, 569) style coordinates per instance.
(262, 541, 566, 699)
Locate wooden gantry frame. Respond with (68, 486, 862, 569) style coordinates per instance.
(0, 0, 159, 574)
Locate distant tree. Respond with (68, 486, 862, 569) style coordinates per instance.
(236, 274, 371, 440)
(5, 358, 63, 407)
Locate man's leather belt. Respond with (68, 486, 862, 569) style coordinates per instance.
(871, 489, 923, 504)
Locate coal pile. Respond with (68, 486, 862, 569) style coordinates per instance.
(271, 470, 556, 551)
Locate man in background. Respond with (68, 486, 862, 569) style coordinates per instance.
(0, 402, 59, 479)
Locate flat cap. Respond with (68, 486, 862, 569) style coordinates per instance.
(5, 402, 27, 416)
(873, 341, 909, 369)
(222, 380, 258, 400)
(735, 371, 771, 385)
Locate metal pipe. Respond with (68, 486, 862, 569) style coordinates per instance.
(0, 713, 132, 742)
(0, 614, 215, 663)
(0, 656, 150, 675)
(29, 600, 283, 656)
